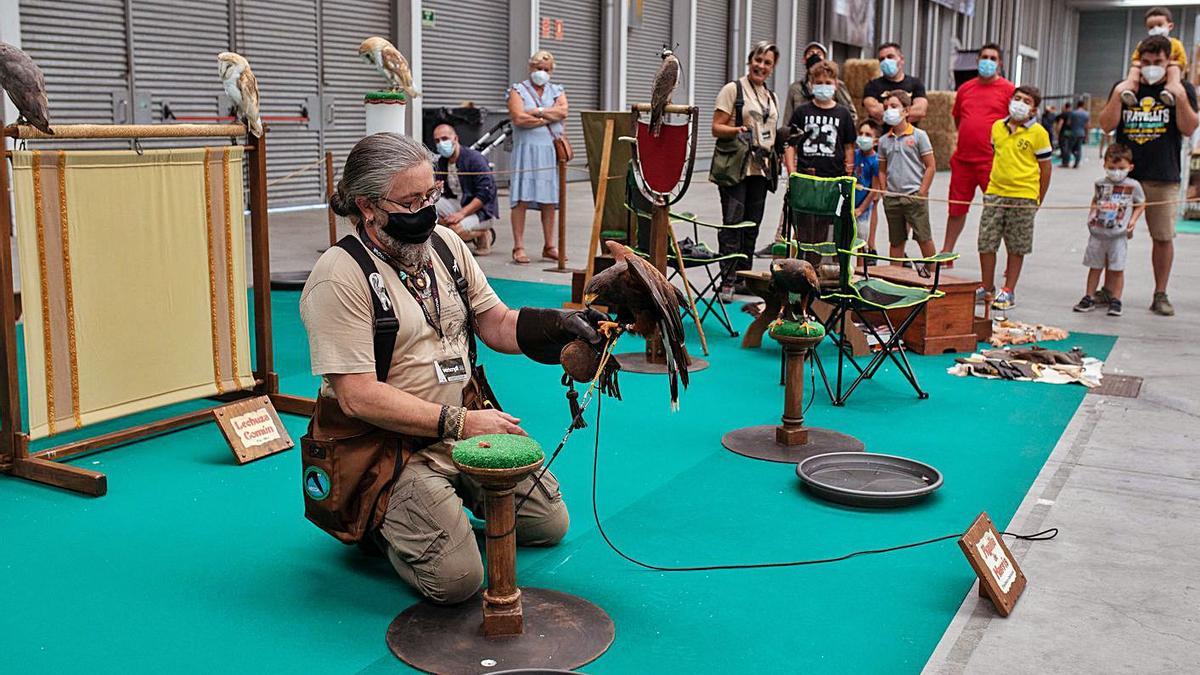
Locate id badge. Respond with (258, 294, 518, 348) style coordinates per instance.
(434, 357, 470, 384)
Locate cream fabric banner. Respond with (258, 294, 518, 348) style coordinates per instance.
(12, 147, 252, 440)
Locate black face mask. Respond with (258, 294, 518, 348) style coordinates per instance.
(380, 204, 437, 244)
(805, 53, 823, 69)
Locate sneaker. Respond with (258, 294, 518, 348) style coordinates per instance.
(754, 244, 777, 259)
(975, 286, 994, 305)
(864, 248, 878, 266)
(1120, 89, 1138, 107)
(1094, 287, 1114, 305)
(992, 288, 1016, 311)
(1160, 89, 1176, 107)
(1106, 298, 1123, 316)
(719, 285, 735, 303)
(1150, 292, 1175, 316)
(1073, 295, 1096, 312)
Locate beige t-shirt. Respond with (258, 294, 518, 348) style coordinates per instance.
(715, 76, 779, 177)
(299, 226, 502, 468)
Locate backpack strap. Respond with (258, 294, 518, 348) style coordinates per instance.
(335, 235, 399, 382)
(734, 79, 745, 128)
(429, 234, 478, 369)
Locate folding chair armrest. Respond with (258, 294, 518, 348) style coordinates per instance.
(850, 250, 957, 264)
(671, 210, 757, 230)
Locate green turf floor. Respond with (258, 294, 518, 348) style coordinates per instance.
(1177, 218, 1200, 234)
(0, 281, 1114, 674)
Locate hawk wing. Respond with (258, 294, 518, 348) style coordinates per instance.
(238, 67, 262, 137)
(649, 55, 679, 137)
(0, 43, 52, 134)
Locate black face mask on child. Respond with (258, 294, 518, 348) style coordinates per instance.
(380, 204, 437, 244)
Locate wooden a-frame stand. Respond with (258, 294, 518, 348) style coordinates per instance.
(0, 121, 314, 496)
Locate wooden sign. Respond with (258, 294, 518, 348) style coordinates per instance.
(958, 512, 1027, 617)
(213, 396, 294, 465)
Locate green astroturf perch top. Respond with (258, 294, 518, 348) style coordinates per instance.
(364, 91, 409, 102)
(452, 434, 545, 470)
(769, 318, 826, 339)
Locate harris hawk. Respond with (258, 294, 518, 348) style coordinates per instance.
(769, 258, 821, 322)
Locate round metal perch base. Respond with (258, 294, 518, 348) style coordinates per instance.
(721, 425, 865, 463)
(386, 587, 614, 674)
(614, 352, 709, 374)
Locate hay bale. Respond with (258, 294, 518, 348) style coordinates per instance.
(844, 59, 881, 104)
(923, 90, 957, 171)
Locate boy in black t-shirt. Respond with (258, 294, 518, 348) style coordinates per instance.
(784, 60, 856, 263)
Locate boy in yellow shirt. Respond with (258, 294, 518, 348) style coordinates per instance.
(976, 85, 1053, 311)
(1118, 6, 1188, 107)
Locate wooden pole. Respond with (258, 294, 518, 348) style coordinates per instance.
(776, 341, 811, 446)
(325, 151, 337, 247)
(5, 123, 246, 139)
(583, 119, 615, 286)
(556, 159, 567, 269)
(247, 131, 275, 394)
(0, 115, 22, 470)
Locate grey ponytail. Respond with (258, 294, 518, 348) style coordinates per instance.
(329, 132, 434, 220)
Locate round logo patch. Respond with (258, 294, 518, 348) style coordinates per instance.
(303, 466, 331, 501)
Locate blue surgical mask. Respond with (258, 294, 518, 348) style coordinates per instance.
(530, 69, 551, 86)
(856, 136, 874, 152)
(978, 59, 998, 78)
(880, 58, 900, 78)
(435, 140, 455, 158)
(883, 107, 903, 126)
(812, 84, 836, 102)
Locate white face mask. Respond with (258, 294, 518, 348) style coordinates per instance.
(1008, 99, 1031, 121)
(1148, 25, 1170, 37)
(1106, 168, 1130, 182)
(882, 107, 903, 126)
(530, 69, 551, 86)
(1142, 64, 1166, 85)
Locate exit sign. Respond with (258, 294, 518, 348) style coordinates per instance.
(421, 8, 436, 27)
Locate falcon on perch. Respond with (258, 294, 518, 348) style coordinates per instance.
(770, 258, 821, 322)
(649, 46, 680, 137)
(217, 52, 262, 137)
(584, 241, 691, 408)
(0, 42, 52, 135)
(359, 37, 420, 99)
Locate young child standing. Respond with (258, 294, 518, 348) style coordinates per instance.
(977, 85, 1053, 311)
(1119, 6, 1188, 108)
(784, 59, 856, 264)
(1074, 144, 1145, 317)
(877, 91, 937, 262)
(854, 119, 882, 259)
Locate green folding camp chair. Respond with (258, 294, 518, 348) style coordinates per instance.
(623, 166, 755, 337)
(783, 173, 957, 405)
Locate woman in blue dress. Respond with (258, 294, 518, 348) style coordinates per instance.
(507, 50, 570, 264)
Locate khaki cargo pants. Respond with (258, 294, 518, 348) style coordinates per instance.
(379, 454, 569, 605)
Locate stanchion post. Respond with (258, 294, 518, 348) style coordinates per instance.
(557, 159, 567, 270)
(325, 151, 336, 247)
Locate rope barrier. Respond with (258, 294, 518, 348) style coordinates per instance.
(858, 184, 1192, 210)
(265, 155, 327, 188)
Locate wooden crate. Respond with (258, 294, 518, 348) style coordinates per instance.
(860, 265, 980, 355)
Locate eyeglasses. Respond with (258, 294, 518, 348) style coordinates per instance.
(377, 184, 443, 214)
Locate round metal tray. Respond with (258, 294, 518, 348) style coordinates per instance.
(796, 452, 943, 508)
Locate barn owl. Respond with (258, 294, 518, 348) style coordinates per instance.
(650, 46, 680, 137)
(359, 37, 420, 99)
(0, 42, 52, 135)
(217, 51, 262, 137)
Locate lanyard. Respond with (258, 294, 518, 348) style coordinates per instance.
(357, 230, 444, 340)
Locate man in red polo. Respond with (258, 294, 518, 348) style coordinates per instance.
(942, 43, 1015, 260)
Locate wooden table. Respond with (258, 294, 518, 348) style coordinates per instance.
(861, 264, 979, 355)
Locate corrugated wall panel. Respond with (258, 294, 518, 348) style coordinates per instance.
(19, 0, 128, 125)
(322, 0, 393, 178)
(422, 0, 509, 111)
(695, 0, 730, 159)
(1073, 10, 1126, 98)
(794, 0, 812, 77)
(749, 0, 777, 88)
(626, 0, 673, 107)
(236, 0, 323, 206)
(539, 0, 601, 158)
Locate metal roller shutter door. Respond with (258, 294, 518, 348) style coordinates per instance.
(539, 0, 601, 164)
(794, 0, 812, 76)
(694, 0, 729, 159)
(421, 0, 510, 111)
(236, 0, 323, 207)
(322, 0, 393, 177)
(130, 0, 231, 148)
(19, 0, 128, 128)
(626, 0, 673, 108)
(749, 0, 777, 88)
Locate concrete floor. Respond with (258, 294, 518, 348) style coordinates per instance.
(267, 146, 1199, 672)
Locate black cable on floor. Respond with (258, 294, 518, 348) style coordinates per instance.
(589, 393, 1059, 572)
